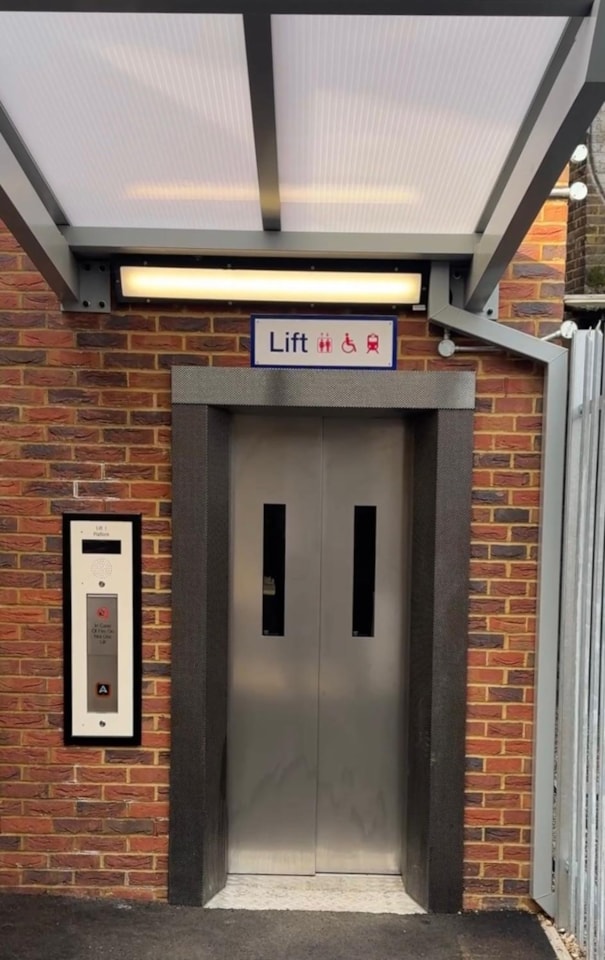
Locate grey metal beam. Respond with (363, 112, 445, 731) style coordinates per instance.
(431, 301, 564, 363)
(62, 226, 477, 260)
(0, 129, 79, 302)
(243, 14, 280, 231)
(476, 17, 583, 234)
(530, 348, 568, 916)
(0, 100, 69, 227)
(429, 262, 563, 362)
(0, 1, 591, 13)
(467, 2, 605, 312)
(429, 261, 567, 916)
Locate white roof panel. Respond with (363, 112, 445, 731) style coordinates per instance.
(0, 12, 262, 229)
(272, 14, 567, 234)
(0, 6, 603, 314)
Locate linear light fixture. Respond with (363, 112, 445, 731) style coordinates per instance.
(119, 265, 422, 305)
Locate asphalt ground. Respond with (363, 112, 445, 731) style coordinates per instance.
(0, 894, 560, 960)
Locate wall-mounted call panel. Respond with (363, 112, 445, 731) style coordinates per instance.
(63, 514, 142, 745)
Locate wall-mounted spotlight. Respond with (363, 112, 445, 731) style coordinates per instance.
(118, 265, 423, 306)
(541, 320, 577, 342)
(571, 144, 589, 163)
(550, 182, 588, 201)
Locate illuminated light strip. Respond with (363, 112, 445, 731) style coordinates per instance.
(120, 266, 422, 304)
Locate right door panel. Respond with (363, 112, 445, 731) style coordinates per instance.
(316, 418, 408, 874)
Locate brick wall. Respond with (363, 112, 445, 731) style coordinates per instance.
(566, 108, 605, 296)
(0, 195, 567, 908)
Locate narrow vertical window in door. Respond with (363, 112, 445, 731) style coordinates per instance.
(352, 505, 377, 637)
(262, 504, 286, 636)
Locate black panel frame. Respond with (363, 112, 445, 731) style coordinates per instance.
(169, 407, 230, 906)
(169, 373, 473, 912)
(114, 256, 429, 310)
(62, 512, 142, 747)
(404, 411, 473, 912)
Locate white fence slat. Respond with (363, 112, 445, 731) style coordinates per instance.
(573, 333, 598, 939)
(585, 332, 605, 944)
(556, 332, 588, 930)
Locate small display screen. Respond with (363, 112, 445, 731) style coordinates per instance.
(82, 539, 122, 555)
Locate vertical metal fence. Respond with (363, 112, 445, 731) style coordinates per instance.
(556, 328, 605, 959)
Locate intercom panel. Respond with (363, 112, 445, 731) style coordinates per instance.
(63, 514, 141, 745)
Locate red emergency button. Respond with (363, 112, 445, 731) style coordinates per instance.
(96, 606, 110, 619)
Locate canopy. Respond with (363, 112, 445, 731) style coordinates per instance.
(0, 1, 603, 311)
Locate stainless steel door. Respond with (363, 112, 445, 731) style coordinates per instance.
(316, 419, 406, 873)
(228, 416, 322, 874)
(228, 415, 408, 875)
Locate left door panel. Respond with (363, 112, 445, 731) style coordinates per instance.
(228, 415, 323, 874)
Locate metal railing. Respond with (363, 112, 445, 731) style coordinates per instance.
(556, 328, 605, 959)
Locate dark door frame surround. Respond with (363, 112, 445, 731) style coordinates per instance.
(168, 367, 475, 913)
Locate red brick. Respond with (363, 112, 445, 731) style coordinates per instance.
(2, 818, 53, 834)
(74, 837, 127, 852)
(74, 871, 125, 886)
(465, 809, 502, 826)
(25, 836, 74, 852)
(464, 843, 502, 861)
(485, 758, 524, 773)
(104, 855, 154, 870)
(484, 863, 520, 878)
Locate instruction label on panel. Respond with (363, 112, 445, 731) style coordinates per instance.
(251, 316, 397, 369)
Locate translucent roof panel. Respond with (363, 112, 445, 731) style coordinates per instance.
(0, 13, 262, 230)
(272, 15, 568, 234)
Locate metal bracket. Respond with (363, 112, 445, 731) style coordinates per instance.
(477, 285, 499, 321)
(62, 260, 111, 313)
(450, 267, 466, 309)
(450, 266, 499, 319)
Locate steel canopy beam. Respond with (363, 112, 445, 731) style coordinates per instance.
(243, 13, 281, 231)
(476, 17, 583, 234)
(467, 0, 605, 312)
(61, 226, 476, 260)
(0, 1, 592, 13)
(0, 129, 78, 302)
(0, 100, 68, 227)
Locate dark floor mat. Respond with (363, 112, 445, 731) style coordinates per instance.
(0, 894, 556, 960)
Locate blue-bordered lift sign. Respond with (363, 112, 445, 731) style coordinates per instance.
(251, 315, 397, 370)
